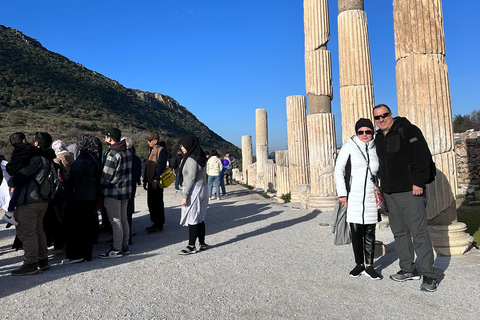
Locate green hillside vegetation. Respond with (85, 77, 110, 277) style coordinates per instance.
(0, 25, 241, 161)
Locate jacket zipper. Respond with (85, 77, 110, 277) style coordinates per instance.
(361, 143, 369, 225)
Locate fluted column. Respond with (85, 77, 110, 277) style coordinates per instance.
(307, 113, 338, 209)
(263, 160, 276, 193)
(275, 150, 290, 197)
(241, 135, 253, 185)
(393, 0, 471, 255)
(255, 108, 269, 190)
(287, 96, 310, 203)
(304, 0, 338, 211)
(338, 0, 375, 144)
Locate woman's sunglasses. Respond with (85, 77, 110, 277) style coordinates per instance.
(357, 130, 373, 135)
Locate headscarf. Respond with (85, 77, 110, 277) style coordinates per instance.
(179, 134, 206, 168)
(178, 135, 206, 186)
(77, 134, 103, 166)
(52, 140, 68, 155)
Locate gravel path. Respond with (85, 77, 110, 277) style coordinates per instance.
(1, 184, 479, 319)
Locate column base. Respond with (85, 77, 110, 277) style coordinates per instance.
(307, 195, 337, 212)
(428, 222, 474, 256)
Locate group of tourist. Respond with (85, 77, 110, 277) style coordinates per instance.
(1, 128, 220, 276)
(334, 104, 438, 292)
(0, 104, 439, 293)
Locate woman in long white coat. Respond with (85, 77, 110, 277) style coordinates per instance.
(334, 118, 382, 280)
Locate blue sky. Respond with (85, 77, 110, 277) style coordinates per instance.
(1, 1, 479, 152)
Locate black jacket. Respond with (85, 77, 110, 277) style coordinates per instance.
(9, 155, 52, 205)
(375, 117, 433, 193)
(66, 151, 101, 201)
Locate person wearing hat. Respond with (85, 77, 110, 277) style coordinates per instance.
(143, 132, 167, 234)
(99, 127, 133, 258)
(334, 118, 382, 280)
(373, 104, 437, 292)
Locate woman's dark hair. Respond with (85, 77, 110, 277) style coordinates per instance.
(211, 150, 219, 157)
(9, 132, 26, 147)
(34, 132, 53, 149)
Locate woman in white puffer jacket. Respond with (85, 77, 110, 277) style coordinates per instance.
(334, 118, 382, 280)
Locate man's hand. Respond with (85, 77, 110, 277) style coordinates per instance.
(152, 180, 158, 190)
(339, 196, 348, 208)
(412, 185, 423, 196)
(181, 198, 187, 206)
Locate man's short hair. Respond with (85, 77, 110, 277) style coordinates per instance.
(34, 132, 53, 148)
(122, 137, 133, 149)
(373, 104, 392, 113)
(9, 132, 26, 148)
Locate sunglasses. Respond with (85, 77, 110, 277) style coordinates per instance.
(374, 112, 391, 120)
(357, 130, 373, 135)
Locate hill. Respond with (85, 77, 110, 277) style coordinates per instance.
(0, 25, 240, 160)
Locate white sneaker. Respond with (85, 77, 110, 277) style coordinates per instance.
(98, 249, 123, 259)
(2, 212, 18, 226)
(62, 258, 84, 264)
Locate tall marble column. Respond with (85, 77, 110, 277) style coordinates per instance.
(275, 150, 290, 197)
(241, 135, 253, 185)
(304, 0, 338, 211)
(393, 0, 471, 255)
(287, 95, 310, 203)
(255, 108, 269, 190)
(337, 0, 375, 144)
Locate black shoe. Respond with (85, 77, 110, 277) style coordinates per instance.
(147, 226, 164, 234)
(179, 245, 197, 255)
(420, 276, 438, 292)
(12, 263, 39, 276)
(349, 264, 365, 277)
(38, 258, 50, 271)
(363, 266, 382, 280)
(390, 269, 421, 282)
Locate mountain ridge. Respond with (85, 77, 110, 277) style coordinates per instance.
(0, 25, 240, 160)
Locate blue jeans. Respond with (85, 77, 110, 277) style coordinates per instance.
(174, 171, 181, 190)
(207, 175, 221, 198)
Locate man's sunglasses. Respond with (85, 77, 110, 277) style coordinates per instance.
(357, 130, 373, 135)
(374, 112, 391, 120)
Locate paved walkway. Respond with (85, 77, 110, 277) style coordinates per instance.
(1, 184, 479, 319)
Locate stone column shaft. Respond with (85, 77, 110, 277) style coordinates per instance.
(287, 95, 310, 203)
(337, 2, 375, 144)
(275, 150, 290, 197)
(241, 135, 253, 185)
(393, 0, 470, 255)
(255, 109, 268, 176)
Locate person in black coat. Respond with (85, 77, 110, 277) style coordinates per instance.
(123, 137, 142, 245)
(62, 134, 103, 264)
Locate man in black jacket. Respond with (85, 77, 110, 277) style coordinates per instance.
(8, 132, 55, 276)
(374, 104, 437, 292)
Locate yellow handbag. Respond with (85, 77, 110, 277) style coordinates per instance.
(158, 168, 176, 188)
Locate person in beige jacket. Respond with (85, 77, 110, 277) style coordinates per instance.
(206, 150, 223, 200)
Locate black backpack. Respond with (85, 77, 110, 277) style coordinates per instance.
(37, 161, 65, 202)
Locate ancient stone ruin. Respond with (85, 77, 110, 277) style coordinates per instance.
(238, 0, 471, 255)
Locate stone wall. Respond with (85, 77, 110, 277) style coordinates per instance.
(455, 130, 480, 193)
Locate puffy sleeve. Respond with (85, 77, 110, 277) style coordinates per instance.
(334, 143, 351, 198)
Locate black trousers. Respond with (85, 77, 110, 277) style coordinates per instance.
(147, 184, 165, 227)
(350, 223, 376, 265)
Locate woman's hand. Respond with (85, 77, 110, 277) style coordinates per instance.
(181, 198, 187, 206)
(338, 196, 348, 208)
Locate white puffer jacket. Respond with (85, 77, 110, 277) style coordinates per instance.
(334, 136, 379, 225)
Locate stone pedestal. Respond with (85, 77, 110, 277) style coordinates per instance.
(241, 135, 253, 185)
(393, 0, 471, 254)
(337, 1, 375, 144)
(297, 184, 311, 209)
(286, 96, 310, 203)
(275, 150, 290, 197)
